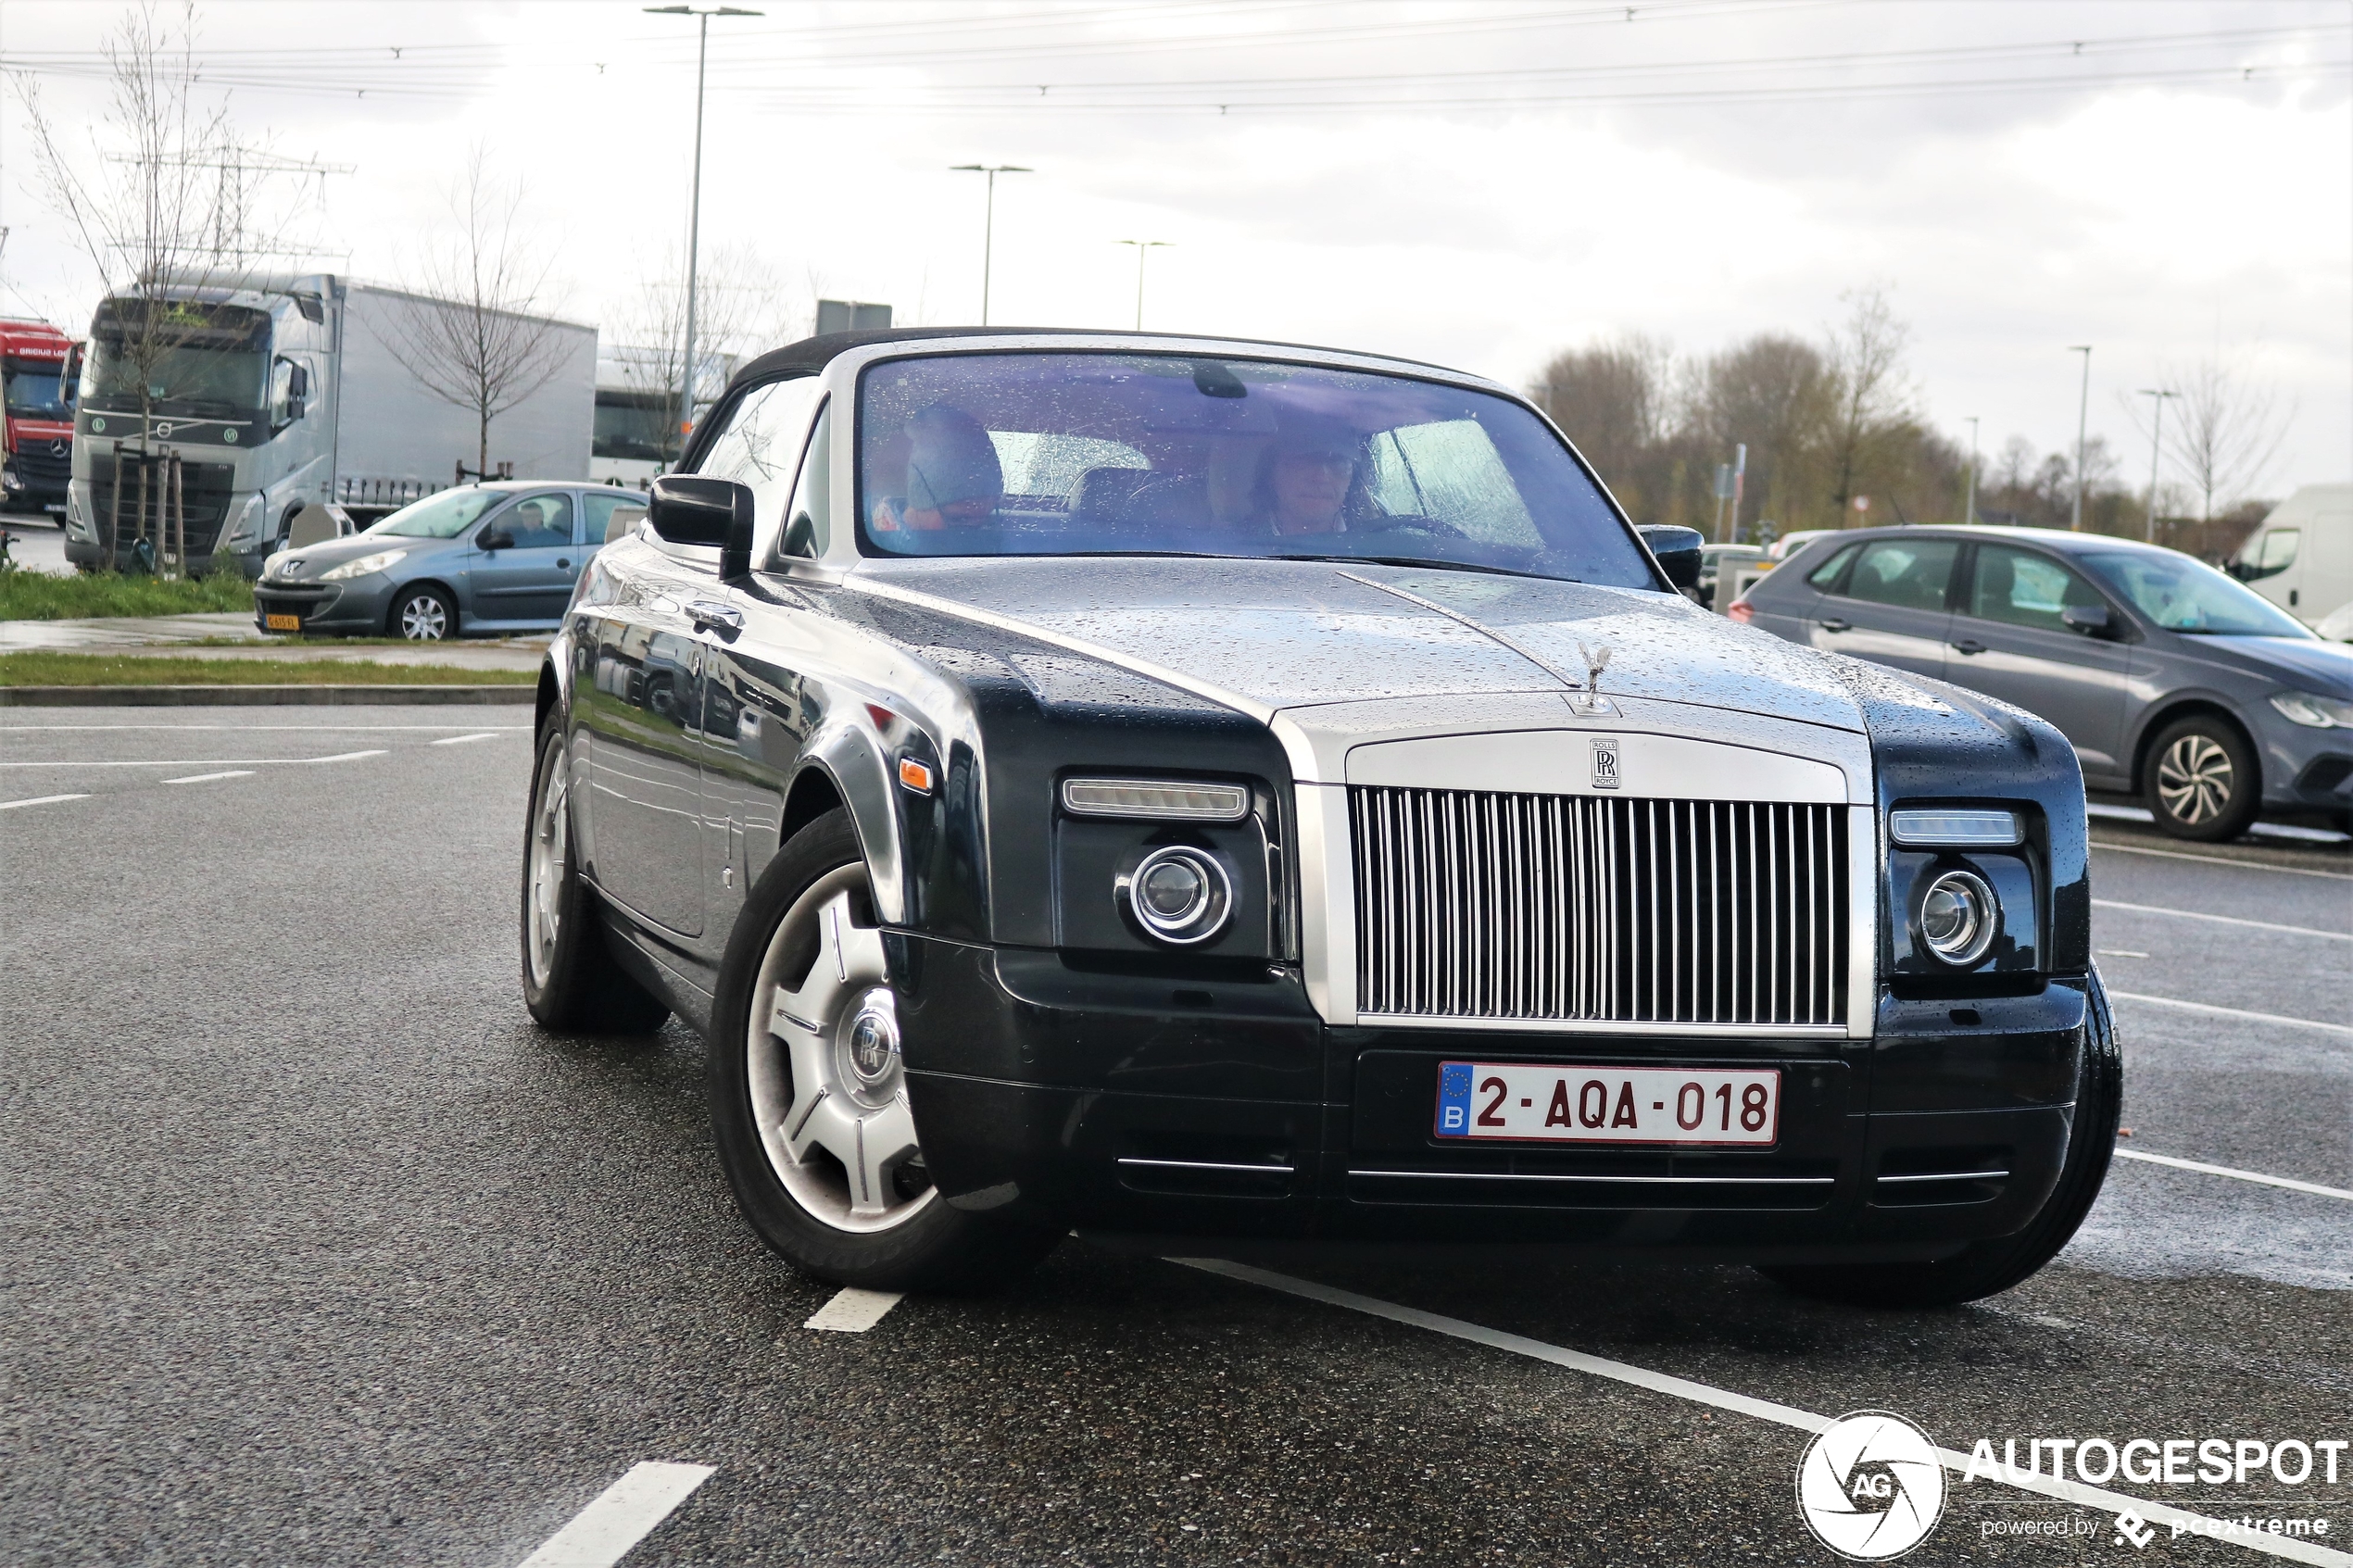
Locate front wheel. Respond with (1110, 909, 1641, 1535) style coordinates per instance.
(1759, 969, 2121, 1309)
(392, 583, 457, 641)
(707, 809, 1058, 1293)
(2145, 714, 2259, 841)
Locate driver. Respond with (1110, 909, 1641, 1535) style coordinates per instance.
(1249, 417, 1373, 536)
(871, 405, 1003, 533)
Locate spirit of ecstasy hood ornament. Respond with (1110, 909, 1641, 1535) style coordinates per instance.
(1569, 641, 1615, 716)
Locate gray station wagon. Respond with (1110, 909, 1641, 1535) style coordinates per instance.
(1732, 524, 2353, 840)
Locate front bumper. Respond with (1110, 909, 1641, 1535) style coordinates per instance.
(253, 579, 389, 636)
(2256, 708, 2353, 814)
(891, 933, 2086, 1259)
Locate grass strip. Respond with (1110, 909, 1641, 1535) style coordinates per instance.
(0, 568, 256, 621)
(0, 652, 534, 687)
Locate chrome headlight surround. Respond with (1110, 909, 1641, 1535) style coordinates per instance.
(1118, 845, 1234, 946)
(1915, 866, 1999, 967)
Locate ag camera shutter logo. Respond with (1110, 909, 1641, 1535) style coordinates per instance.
(1796, 1411, 1947, 1560)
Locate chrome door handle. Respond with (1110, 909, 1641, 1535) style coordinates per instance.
(688, 600, 743, 635)
(1818, 618, 1850, 633)
(1951, 638, 1986, 655)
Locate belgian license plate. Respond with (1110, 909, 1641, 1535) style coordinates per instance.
(1435, 1061, 1780, 1146)
(264, 612, 300, 632)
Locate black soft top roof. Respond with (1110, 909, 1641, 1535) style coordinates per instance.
(724, 326, 1457, 397)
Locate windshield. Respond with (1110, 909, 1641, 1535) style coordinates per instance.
(2082, 550, 2312, 638)
(5, 358, 72, 420)
(371, 488, 506, 539)
(854, 352, 1653, 586)
(82, 299, 270, 419)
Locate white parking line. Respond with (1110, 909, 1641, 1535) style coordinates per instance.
(1176, 1260, 2353, 1567)
(2114, 1148, 2353, 1202)
(514, 1461, 715, 1568)
(163, 771, 257, 785)
(429, 732, 500, 746)
(2109, 991, 2353, 1037)
(0, 749, 391, 768)
(2093, 898, 2350, 942)
(804, 1287, 904, 1332)
(0, 792, 88, 810)
(2091, 840, 2353, 882)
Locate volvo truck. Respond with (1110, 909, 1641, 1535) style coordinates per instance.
(66, 272, 596, 575)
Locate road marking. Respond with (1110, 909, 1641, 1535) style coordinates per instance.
(514, 1461, 715, 1568)
(2087, 801, 2349, 845)
(2091, 840, 2353, 882)
(805, 1287, 904, 1332)
(429, 732, 500, 746)
(2108, 991, 2353, 1037)
(0, 749, 390, 768)
(2114, 1148, 2353, 1202)
(0, 792, 88, 810)
(2093, 898, 2350, 942)
(163, 770, 256, 784)
(1175, 1259, 2353, 1567)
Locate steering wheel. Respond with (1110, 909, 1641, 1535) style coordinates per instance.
(1364, 513, 1466, 540)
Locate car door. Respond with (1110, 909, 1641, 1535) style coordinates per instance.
(1944, 542, 2136, 780)
(467, 491, 578, 623)
(578, 557, 711, 940)
(1806, 534, 1962, 680)
(685, 377, 827, 947)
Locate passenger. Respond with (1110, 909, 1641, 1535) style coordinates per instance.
(870, 405, 1003, 534)
(1249, 419, 1372, 536)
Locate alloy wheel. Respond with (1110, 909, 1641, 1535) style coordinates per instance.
(2156, 733, 2233, 826)
(398, 593, 449, 640)
(746, 867, 935, 1234)
(525, 741, 568, 988)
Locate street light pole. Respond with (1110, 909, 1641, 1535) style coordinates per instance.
(2137, 387, 2176, 543)
(1115, 240, 1171, 330)
(1962, 416, 1979, 525)
(647, 4, 761, 468)
(2068, 345, 2092, 531)
(950, 164, 1031, 325)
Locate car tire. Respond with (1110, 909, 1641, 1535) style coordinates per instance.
(1757, 967, 2121, 1310)
(520, 721, 672, 1035)
(392, 583, 457, 641)
(2145, 714, 2260, 841)
(707, 808, 1060, 1294)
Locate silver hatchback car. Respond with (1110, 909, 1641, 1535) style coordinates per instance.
(253, 482, 648, 640)
(1733, 524, 2353, 840)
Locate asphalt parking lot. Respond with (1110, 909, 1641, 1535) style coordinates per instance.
(3, 708, 2347, 1567)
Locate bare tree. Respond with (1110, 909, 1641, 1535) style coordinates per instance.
(375, 150, 572, 479)
(1695, 332, 1837, 535)
(1820, 286, 1918, 519)
(1530, 334, 1676, 516)
(2158, 351, 2293, 521)
(24, 1, 297, 568)
(609, 242, 791, 466)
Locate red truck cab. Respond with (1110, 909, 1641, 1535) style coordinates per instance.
(1, 320, 80, 516)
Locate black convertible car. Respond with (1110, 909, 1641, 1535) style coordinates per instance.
(519, 329, 2117, 1307)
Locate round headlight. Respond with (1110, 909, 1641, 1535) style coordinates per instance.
(1122, 846, 1231, 946)
(1918, 868, 1997, 966)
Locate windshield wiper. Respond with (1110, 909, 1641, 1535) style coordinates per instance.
(1271, 553, 1561, 582)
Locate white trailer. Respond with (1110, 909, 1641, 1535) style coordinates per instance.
(66, 271, 597, 575)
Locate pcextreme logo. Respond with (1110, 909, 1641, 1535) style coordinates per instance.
(1796, 1411, 1949, 1560)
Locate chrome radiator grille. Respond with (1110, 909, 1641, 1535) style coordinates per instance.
(1349, 787, 1848, 1027)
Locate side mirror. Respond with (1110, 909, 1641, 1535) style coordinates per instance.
(1637, 524, 1705, 593)
(648, 474, 755, 577)
(288, 363, 311, 398)
(2061, 602, 2113, 638)
(477, 527, 513, 552)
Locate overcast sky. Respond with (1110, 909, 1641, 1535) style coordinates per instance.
(4, 0, 2347, 502)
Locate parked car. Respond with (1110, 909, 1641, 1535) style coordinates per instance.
(1731, 524, 2353, 839)
(522, 328, 2116, 1309)
(1696, 542, 1765, 610)
(254, 481, 647, 639)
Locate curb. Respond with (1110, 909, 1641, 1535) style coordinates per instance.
(0, 684, 535, 707)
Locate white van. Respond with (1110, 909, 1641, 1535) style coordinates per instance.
(2231, 483, 2353, 636)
